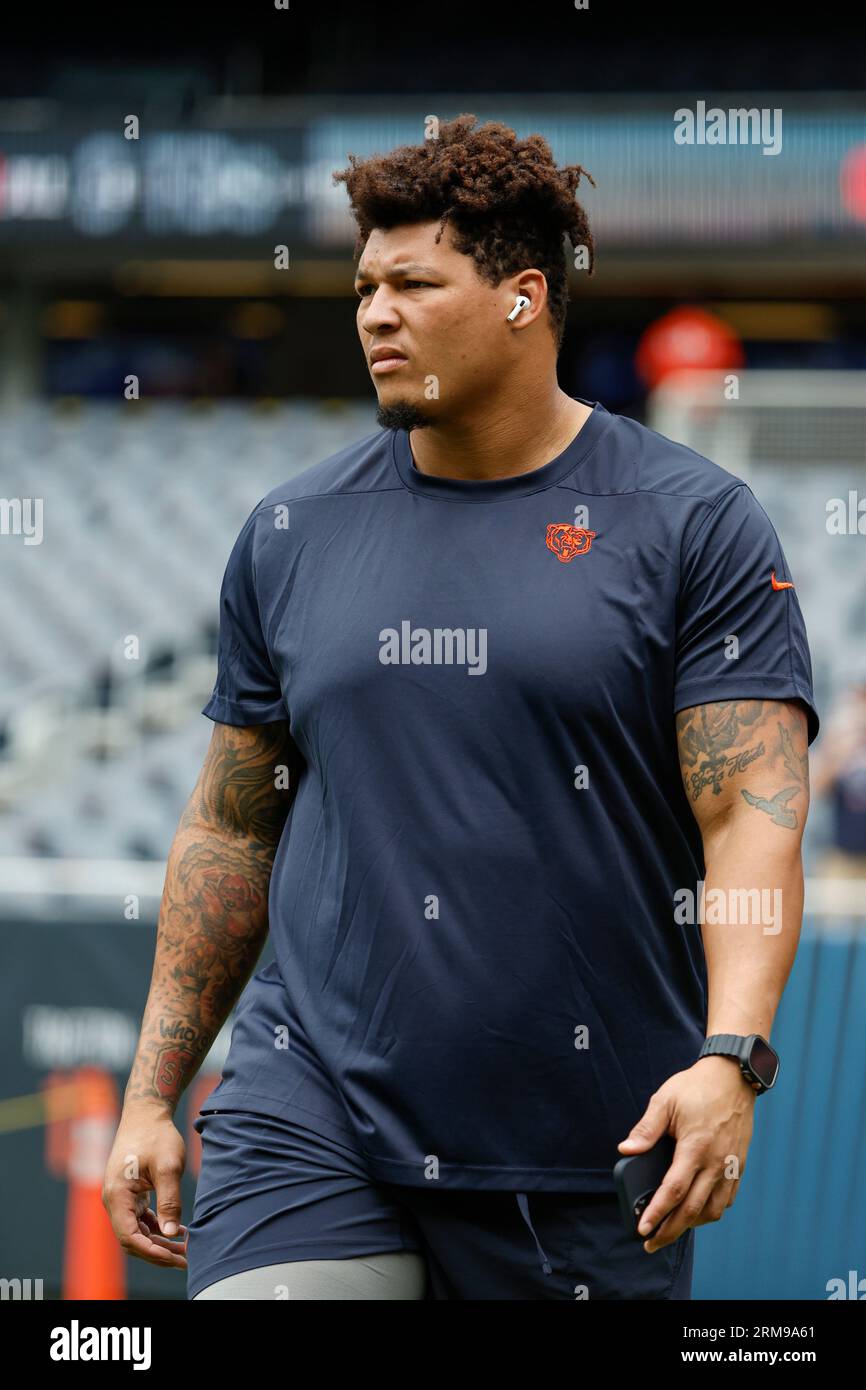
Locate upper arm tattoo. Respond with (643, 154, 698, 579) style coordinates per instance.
(182, 720, 301, 848)
(675, 699, 810, 831)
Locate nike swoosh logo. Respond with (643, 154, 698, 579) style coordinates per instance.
(771, 570, 794, 590)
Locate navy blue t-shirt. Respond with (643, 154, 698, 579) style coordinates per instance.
(199, 398, 820, 1192)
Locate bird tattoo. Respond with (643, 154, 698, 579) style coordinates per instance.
(740, 786, 799, 829)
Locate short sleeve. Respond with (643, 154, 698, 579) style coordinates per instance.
(674, 483, 820, 745)
(202, 502, 288, 726)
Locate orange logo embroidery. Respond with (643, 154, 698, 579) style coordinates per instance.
(770, 570, 794, 590)
(545, 523, 597, 563)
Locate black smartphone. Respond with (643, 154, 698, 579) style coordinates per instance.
(613, 1133, 677, 1240)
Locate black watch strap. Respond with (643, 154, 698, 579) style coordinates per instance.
(698, 1033, 774, 1094)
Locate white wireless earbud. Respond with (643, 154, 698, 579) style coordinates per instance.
(506, 294, 531, 321)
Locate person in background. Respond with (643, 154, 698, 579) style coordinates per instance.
(811, 667, 866, 877)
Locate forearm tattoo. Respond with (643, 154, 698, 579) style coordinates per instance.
(125, 722, 299, 1109)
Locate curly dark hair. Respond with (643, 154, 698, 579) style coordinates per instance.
(332, 113, 596, 353)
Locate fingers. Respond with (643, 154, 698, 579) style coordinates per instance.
(126, 1229, 189, 1270)
(105, 1185, 189, 1269)
(636, 1140, 702, 1241)
(618, 1092, 670, 1152)
(139, 1230, 189, 1256)
(643, 1168, 719, 1253)
(154, 1155, 185, 1238)
(137, 1207, 189, 1254)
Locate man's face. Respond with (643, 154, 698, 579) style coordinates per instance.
(355, 220, 509, 430)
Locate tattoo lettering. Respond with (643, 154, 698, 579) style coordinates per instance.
(676, 700, 768, 801)
(685, 742, 765, 801)
(158, 1018, 199, 1042)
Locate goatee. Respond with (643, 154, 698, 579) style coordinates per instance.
(376, 400, 434, 432)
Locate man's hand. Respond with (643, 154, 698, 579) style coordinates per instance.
(102, 1102, 189, 1270)
(616, 1055, 756, 1253)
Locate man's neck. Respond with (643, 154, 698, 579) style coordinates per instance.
(407, 388, 594, 484)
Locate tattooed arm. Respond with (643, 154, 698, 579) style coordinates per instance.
(675, 698, 810, 1041)
(124, 719, 299, 1113)
(612, 699, 812, 1256)
(103, 719, 299, 1268)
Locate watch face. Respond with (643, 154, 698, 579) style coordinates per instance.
(749, 1037, 779, 1088)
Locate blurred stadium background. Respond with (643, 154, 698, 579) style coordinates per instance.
(1, 3, 865, 1301)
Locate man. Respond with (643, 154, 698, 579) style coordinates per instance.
(103, 115, 819, 1300)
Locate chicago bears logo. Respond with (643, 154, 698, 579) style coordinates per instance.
(545, 523, 597, 562)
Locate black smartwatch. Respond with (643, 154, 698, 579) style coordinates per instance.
(697, 1033, 780, 1095)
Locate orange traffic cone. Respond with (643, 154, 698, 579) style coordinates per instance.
(59, 1066, 126, 1300)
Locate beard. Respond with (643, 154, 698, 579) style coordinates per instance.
(375, 397, 435, 432)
